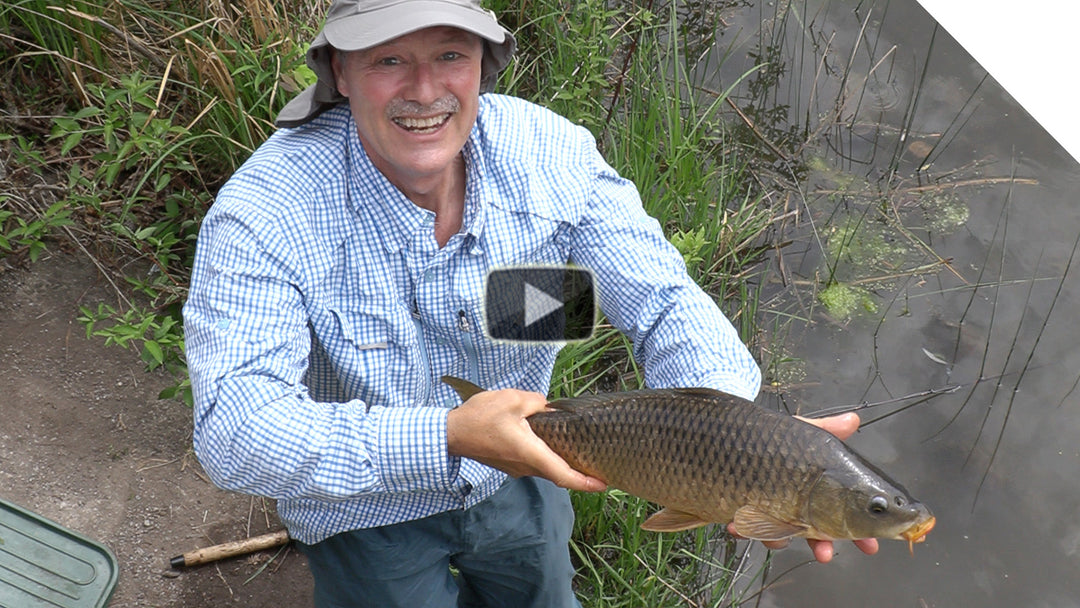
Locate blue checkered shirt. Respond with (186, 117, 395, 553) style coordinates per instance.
(183, 94, 761, 544)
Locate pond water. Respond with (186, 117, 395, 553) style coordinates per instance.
(711, 0, 1080, 605)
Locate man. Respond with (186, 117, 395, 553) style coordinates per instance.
(183, 1, 877, 606)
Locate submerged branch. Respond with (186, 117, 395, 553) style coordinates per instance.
(973, 228, 1080, 507)
(724, 96, 792, 163)
(810, 176, 1040, 197)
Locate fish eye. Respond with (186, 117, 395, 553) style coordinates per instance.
(869, 495, 889, 514)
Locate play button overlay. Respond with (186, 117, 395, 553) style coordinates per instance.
(524, 282, 563, 327)
(484, 266, 595, 343)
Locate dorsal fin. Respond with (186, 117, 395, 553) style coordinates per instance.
(546, 386, 742, 411)
(674, 386, 728, 396)
(441, 375, 485, 401)
(543, 396, 596, 413)
(668, 386, 747, 402)
(441, 379, 746, 409)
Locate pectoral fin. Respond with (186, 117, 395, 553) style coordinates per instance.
(732, 506, 807, 541)
(641, 508, 710, 532)
(441, 375, 485, 401)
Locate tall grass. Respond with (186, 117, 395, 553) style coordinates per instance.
(2, 0, 774, 604)
(532, 5, 778, 605)
(1, 0, 322, 396)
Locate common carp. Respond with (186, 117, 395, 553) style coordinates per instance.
(442, 376, 935, 551)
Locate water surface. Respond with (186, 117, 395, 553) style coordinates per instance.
(713, 1, 1080, 605)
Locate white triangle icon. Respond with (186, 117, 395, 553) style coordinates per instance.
(524, 282, 563, 327)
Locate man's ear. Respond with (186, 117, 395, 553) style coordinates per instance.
(330, 49, 349, 98)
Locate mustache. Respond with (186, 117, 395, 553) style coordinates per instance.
(386, 95, 461, 118)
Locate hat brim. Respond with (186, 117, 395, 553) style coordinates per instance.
(324, 1, 508, 52)
(276, 2, 515, 128)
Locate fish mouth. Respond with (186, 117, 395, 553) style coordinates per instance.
(901, 515, 936, 555)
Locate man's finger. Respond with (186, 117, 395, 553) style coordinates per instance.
(797, 412, 860, 441)
(809, 539, 834, 563)
(530, 438, 606, 492)
(854, 538, 879, 555)
(555, 471, 607, 492)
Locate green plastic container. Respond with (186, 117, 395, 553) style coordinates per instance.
(0, 498, 118, 608)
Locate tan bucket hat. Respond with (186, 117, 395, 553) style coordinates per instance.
(276, 0, 516, 128)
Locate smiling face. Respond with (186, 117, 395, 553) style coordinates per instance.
(331, 26, 484, 200)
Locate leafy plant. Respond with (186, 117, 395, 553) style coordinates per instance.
(0, 198, 75, 262)
(78, 302, 191, 405)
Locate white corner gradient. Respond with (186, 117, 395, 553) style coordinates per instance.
(914, 0, 1080, 164)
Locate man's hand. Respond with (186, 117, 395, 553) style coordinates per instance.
(446, 388, 607, 492)
(727, 412, 881, 563)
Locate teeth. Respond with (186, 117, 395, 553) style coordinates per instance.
(395, 114, 450, 131)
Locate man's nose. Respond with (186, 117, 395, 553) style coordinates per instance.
(403, 61, 441, 104)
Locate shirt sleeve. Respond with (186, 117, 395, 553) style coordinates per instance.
(567, 137, 763, 401)
(183, 206, 459, 501)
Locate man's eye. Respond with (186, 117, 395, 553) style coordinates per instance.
(441, 52, 462, 61)
(377, 56, 400, 66)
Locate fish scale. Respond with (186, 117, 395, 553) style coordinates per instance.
(442, 377, 935, 548)
(547, 392, 796, 514)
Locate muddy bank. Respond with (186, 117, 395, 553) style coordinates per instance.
(0, 252, 314, 607)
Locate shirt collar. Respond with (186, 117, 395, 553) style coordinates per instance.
(344, 120, 426, 254)
(343, 113, 488, 254)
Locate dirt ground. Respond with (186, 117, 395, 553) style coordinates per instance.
(0, 252, 315, 607)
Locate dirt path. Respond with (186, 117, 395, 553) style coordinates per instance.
(0, 252, 314, 607)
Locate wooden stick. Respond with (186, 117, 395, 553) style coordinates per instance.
(170, 529, 291, 568)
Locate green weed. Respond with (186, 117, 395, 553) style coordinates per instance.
(0, 197, 75, 262)
(570, 489, 745, 607)
(77, 301, 191, 405)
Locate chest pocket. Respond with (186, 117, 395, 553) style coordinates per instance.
(484, 211, 572, 268)
(314, 305, 420, 408)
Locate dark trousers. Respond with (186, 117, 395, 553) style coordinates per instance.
(298, 477, 582, 608)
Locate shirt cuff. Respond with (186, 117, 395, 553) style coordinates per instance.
(373, 405, 458, 493)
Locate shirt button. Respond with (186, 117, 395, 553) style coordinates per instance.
(424, 269, 435, 282)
